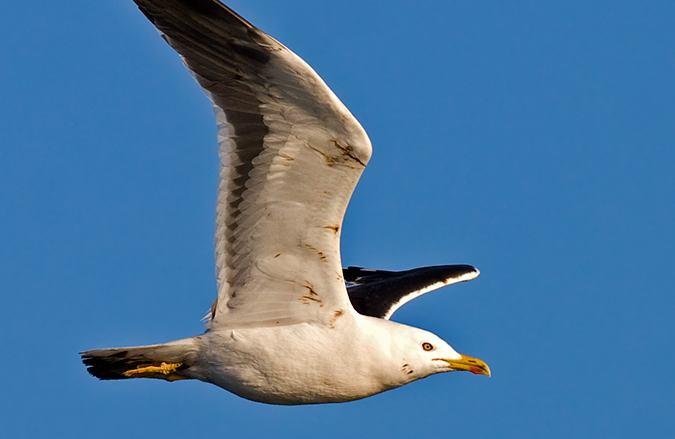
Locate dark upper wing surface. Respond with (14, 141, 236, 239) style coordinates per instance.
(344, 265, 479, 319)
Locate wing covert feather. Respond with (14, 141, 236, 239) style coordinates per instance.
(132, 0, 371, 327)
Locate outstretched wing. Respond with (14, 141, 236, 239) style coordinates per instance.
(132, 0, 372, 327)
(344, 265, 479, 319)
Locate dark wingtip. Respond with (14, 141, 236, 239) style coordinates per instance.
(344, 264, 481, 319)
(435, 264, 480, 281)
(132, 0, 258, 30)
(344, 264, 480, 285)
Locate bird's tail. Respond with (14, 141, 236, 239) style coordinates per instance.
(80, 337, 200, 381)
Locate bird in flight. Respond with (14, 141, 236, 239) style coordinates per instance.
(81, 0, 490, 405)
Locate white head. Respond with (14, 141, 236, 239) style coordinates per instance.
(384, 323, 491, 384)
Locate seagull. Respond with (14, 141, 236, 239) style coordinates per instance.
(81, 0, 490, 405)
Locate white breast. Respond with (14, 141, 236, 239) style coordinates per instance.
(197, 315, 405, 404)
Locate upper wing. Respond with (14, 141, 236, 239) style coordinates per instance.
(132, 0, 372, 327)
(344, 265, 479, 319)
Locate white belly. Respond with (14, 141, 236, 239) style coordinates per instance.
(196, 318, 397, 404)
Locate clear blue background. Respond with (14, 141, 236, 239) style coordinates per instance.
(2, 1, 674, 437)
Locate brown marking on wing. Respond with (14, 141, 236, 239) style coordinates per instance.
(328, 309, 345, 328)
(210, 297, 219, 320)
(331, 140, 367, 167)
(299, 295, 323, 305)
(302, 139, 365, 169)
(303, 281, 318, 296)
(304, 243, 328, 262)
(277, 152, 295, 163)
(304, 141, 337, 167)
(323, 224, 340, 234)
(299, 281, 324, 306)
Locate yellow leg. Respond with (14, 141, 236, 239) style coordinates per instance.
(123, 362, 183, 379)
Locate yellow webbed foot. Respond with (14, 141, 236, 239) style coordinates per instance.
(122, 362, 185, 381)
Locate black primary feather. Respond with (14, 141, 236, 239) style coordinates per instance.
(344, 265, 479, 319)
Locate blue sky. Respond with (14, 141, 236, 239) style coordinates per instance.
(2, 0, 674, 437)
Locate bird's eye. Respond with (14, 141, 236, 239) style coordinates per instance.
(422, 342, 434, 351)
